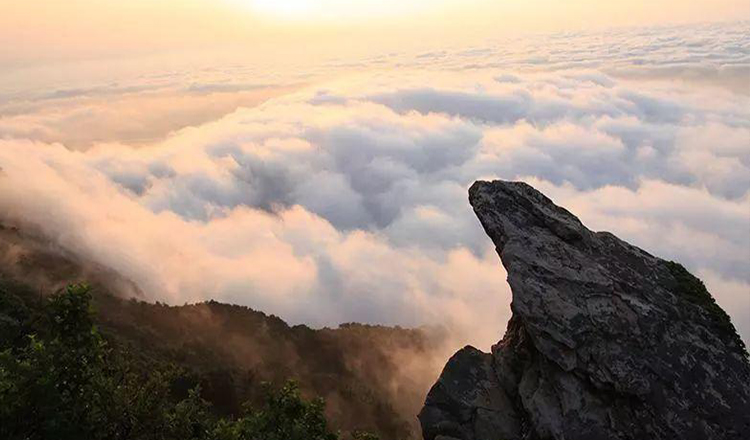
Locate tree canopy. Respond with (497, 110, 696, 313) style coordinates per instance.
(0, 283, 369, 440)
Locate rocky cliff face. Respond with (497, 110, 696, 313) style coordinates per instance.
(419, 180, 750, 440)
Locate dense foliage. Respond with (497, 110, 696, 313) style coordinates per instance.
(0, 226, 435, 439)
(0, 283, 369, 440)
(90, 297, 424, 438)
(665, 261, 747, 357)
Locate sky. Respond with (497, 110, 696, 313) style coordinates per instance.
(0, 1, 749, 350)
(2, 0, 749, 67)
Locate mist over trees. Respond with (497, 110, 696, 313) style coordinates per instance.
(0, 224, 447, 439)
(0, 283, 379, 440)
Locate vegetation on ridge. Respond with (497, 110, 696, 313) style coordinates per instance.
(0, 282, 380, 440)
(665, 261, 747, 357)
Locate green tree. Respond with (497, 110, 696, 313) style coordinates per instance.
(0, 283, 362, 440)
(0, 284, 110, 439)
(227, 381, 339, 440)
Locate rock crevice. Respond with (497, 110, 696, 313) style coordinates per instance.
(419, 180, 750, 440)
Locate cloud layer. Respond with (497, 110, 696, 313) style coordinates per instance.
(1, 22, 748, 348)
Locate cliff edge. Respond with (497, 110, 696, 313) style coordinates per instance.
(419, 180, 750, 440)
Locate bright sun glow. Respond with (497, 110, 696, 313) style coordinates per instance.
(252, 0, 316, 18)
(243, 0, 450, 21)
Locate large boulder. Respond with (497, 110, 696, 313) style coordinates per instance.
(419, 180, 750, 440)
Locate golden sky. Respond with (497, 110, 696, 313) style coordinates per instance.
(2, 0, 748, 66)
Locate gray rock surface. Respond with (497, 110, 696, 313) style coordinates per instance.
(419, 180, 750, 440)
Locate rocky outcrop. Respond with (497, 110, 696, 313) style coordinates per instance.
(419, 180, 750, 440)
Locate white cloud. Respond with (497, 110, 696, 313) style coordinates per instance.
(0, 21, 748, 348)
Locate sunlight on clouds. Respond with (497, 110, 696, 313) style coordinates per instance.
(238, 0, 453, 20)
(2, 0, 748, 66)
(0, 22, 748, 349)
(249, 0, 317, 18)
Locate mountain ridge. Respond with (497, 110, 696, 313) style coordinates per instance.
(0, 223, 446, 439)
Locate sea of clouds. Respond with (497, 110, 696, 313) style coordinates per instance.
(1, 21, 748, 348)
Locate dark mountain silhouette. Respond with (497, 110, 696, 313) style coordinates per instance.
(0, 224, 447, 439)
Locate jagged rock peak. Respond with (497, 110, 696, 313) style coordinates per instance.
(419, 180, 750, 440)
